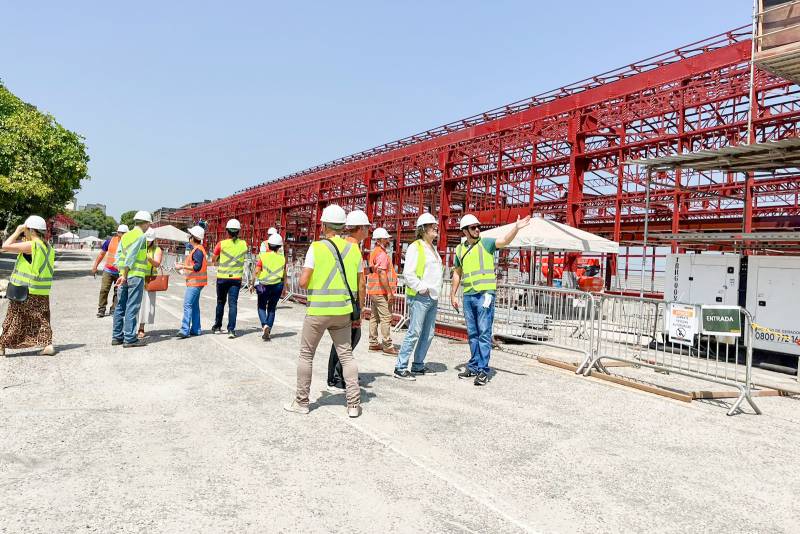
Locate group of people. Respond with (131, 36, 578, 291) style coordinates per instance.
(2, 206, 530, 420)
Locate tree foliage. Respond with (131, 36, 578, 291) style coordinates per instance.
(119, 210, 137, 229)
(69, 208, 118, 239)
(0, 81, 90, 229)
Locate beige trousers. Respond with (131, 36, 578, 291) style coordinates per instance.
(369, 295, 392, 346)
(296, 314, 360, 407)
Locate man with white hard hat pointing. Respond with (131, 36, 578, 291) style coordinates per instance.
(111, 210, 152, 348)
(450, 212, 530, 386)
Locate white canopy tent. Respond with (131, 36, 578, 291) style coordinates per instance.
(480, 216, 619, 253)
(57, 231, 78, 241)
(152, 225, 189, 243)
(79, 236, 104, 243)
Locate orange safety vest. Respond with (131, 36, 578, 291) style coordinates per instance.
(105, 236, 121, 268)
(186, 245, 208, 287)
(366, 245, 397, 296)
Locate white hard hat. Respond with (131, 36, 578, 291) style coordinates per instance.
(24, 215, 47, 231)
(320, 204, 347, 224)
(133, 210, 152, 223)
(459, 214, 480, 229)
(145, 228, 156, 242)
(117, 224, 129, 233)
(226, 219, 241, 230)
(267, 227, 277, 235)
(372, 228, 391, 240)
(416, 213, 437, 227)
(188, 225, 205, 240)
(345, 209, 371, 227)
(267, 233, 283, 246)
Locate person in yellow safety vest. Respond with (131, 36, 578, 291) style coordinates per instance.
(251, 232, 286, 341)
(136, 228, 163, 339)
(285, 204, 362, 418)
(91, 224, 128, 318)
(0, 215, 56, 357)
(367, 227, 398, 354)
(327, 209, 369, 391)
(450, 213, 530, 386)
(211, 218, 248, 338)
(392, 212, 444, 381)
(112, 210, 152, 348)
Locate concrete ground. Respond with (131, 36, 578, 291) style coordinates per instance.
(1, 250, 799, 533)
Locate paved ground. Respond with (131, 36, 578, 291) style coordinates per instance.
(2, 250, 799, 533)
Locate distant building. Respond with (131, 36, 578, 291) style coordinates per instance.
(152, 201, 211, 229)
(64, 197, 78, 211)
(83, 203, 107, 214)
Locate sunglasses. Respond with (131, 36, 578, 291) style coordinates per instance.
(466, 225, 481, 231)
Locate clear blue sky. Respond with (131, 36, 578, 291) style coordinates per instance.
(1, 1, 748, 219)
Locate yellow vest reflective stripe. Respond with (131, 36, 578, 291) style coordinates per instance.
(306, 237, 360, 316)
(218, 239, 248, 279)
(257, 251, 286, 285)
(405, 240, 427, 297)
(10, 238, 55, 296)
(456, 240, 496, 293)
(116, 227, 149, 279)
(146, 246, 161, 276)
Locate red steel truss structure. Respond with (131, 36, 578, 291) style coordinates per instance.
(180, 26, 800, 272)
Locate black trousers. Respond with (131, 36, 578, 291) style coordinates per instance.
(328, 326, 360, 386)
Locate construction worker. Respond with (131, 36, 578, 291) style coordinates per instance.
(450, 213, 530, 385)
(285, 204, 362, 417)
(137, 228, 163, 339)
(211, 218, 248, 338)
(393, 212, 443, 380)
(326, 209, 368, 390)
(92, 224, 128, 317)
(0, 215, 56, 357)
(112, 210, 152, 348)
(176, 225, 208, 338)
(252, 232, 286, 341)
(259, 226, 279, 254)
(367, 227, 398, 355)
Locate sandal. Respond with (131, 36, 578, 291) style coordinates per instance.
(137, 330, 145, 339)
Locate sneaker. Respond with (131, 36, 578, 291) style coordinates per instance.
(474, 372, 488, 386)
(284, 401, 310, 415)
(458, 369, 477, 380)
(411, 365, 430, 375)
(39, 345, 57, 356)
(382, 346, 399, 355)
(228, 331, 236, 339)
(96, 309, 105, 318)
(347, 405, 362, 418)
(393, 369, 416, 381)
(111, 339, 123, 346)
(262, 325, 271, 341)
(327, 381, 346, 391)
(176, 332, 189, 339)
(368, 344, 382, 351)
(123, 340, 147, 348)
(211, 326, 221, 334)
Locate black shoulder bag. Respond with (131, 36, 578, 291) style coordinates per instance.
(323, 238, 361, 321)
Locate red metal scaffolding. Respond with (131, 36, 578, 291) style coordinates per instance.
(179, 26, 800, 289)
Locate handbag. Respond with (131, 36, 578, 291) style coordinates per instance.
(6, 282, 29, 303)
(323, 238, 360, 321)
(145, 268, 169, 292)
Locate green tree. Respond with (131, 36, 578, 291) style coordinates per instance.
(0, 81, 89, 230)
(71, 208, 117, 238)
(119, 210, 137, 229)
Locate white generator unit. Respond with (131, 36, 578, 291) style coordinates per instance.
(664, 254, 741, 306)
(746, 255, 800, 357)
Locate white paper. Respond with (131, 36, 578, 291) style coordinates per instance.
(482, 293, 493, 308)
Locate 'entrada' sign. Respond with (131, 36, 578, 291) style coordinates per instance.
(700, 305, 742, 337)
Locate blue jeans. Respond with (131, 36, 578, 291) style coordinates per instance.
(256, 283, 283, 328)
(112, 276, 145, 344)
(395, 294, 438, 372)
(214, 279, 241, 332)
(463, 291, 495, 373)
(180, 286, 203, 335)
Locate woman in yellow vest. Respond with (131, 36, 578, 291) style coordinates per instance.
(211, 218, 248, 338)
(137, 228, 163, 339)
(450, 213, 530, 386)
(285, 204, 362, 418)
(1, 215, 56, 356)
(251, 232, 286, 341)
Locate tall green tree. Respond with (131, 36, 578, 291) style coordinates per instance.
(70, 208, 117, 238)
(119, 210, 137, 229)
(0, 81, 90, 229)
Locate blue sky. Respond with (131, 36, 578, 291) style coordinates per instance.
(1, 1, 748, 219)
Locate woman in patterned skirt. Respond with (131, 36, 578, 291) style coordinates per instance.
(1, 216, 56, 356)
